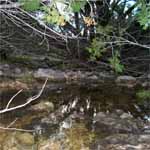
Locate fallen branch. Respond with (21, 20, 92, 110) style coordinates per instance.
(0, 78, 48, 114)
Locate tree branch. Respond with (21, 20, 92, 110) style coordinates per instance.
(0, 78, 48, 114)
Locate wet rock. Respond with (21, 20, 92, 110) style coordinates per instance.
(120, 112, 133, 119)
(14, 68, 22, 74)
(143, 124, 150, 134)
(91, 134, 150, 150)
(115, 109, 124, 116)
(0, 80, 29, 90)
(29, 101, 54, 112)
(38, 139, 62, 150)
(34, 68, 65, 81)
(141, 81, 150, 88)
(1, 132, 36, 150)
(139, 135, 150, 143)
(116, 76, 137, 88)
(93, 111, 143, 134)
(15, 132, 35, 146)
(87, 75, 99, 80)
(0, 70, 3, 76)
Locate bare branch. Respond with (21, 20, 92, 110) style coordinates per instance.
(0, 78, 48, 114)
(0, 126, 35, 132)
(0, 2, 22, 9)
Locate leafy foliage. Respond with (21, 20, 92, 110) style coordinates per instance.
(136, 0, 150, 30)
(109, 51, 124, 73)
(87, 38, 106, 60)
(97, 25, 113, 35)
(19, 0, 40, 11)
(136, 90, 150, 100)
(87, 25, 114, 60)
(70, 0, 87, 12)
(42, 6, 66, 26)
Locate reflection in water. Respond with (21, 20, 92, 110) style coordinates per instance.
(0, 82, 149, 149)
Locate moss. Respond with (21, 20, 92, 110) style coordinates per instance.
(9, 55, 33, 64)
(18, 74, 35, 83)
(136, 90, 150, 101)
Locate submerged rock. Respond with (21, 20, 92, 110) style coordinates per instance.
(93, 111, 144, 134)
(15, 132, 35, 146)
(2, 132, 36, 150)
(29, 101, 54, 112)
(91, 134, 150, 150)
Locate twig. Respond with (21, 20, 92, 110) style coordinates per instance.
(0, 126, 35, 132)
(0, 78, 48, 114)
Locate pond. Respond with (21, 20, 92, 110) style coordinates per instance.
(0, 81, 150, 150)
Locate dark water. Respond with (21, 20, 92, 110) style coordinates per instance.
(0, 82, 149, 147)
(0, 82, 148, 123)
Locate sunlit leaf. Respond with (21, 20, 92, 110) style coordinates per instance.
(19, 0, 40, 11)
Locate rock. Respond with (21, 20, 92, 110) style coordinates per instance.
(88, 75, 98, 80)
(116, 76, 137, 88)
(14, 68, 22, 74)
(93, 111, 143, 134)
(139, 135, 150, 143)
(115, 109, 124, 116)
(34, 68, 65, 81)
(2, 132, 36, 150)
(143, 124, 150, 134)
(91, 134, 150, 150)
(142, 81, 150, 88)
(30, 101, 54, 112)
(38, 139, 62, 150)
(0, 80, 28, 90)
(0, 70, 3, 76)
(120, 112, 133, 119)
(15, 132, 35, 146)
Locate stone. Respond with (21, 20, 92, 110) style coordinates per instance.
(14, 68, 22, 74)
(38, 139, 62, 150)
(34, 68, 65, 81)
(115, 109, 124, 116)
(138, 135, 150, 143)
(34, 68, 55, 78)
(120, 112, 133, 119)
(30, 101, 54, 112)
(88, 75, 98, 80)
(142, 82, 150, 87)
(116, 76, 137, 88)
(91, 134, 150, 150)
(16, 133, 35, 146)
(0, 70, 3, 76)
(93, 111, 143, 134)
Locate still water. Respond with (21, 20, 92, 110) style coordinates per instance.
(0, 82, 149, 149)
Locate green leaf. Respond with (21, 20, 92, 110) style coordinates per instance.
(19, 0, 40, 11)
(71, 0, 86, 12)
(109, 51, 124, 73)
(136, 1, 150, 30)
